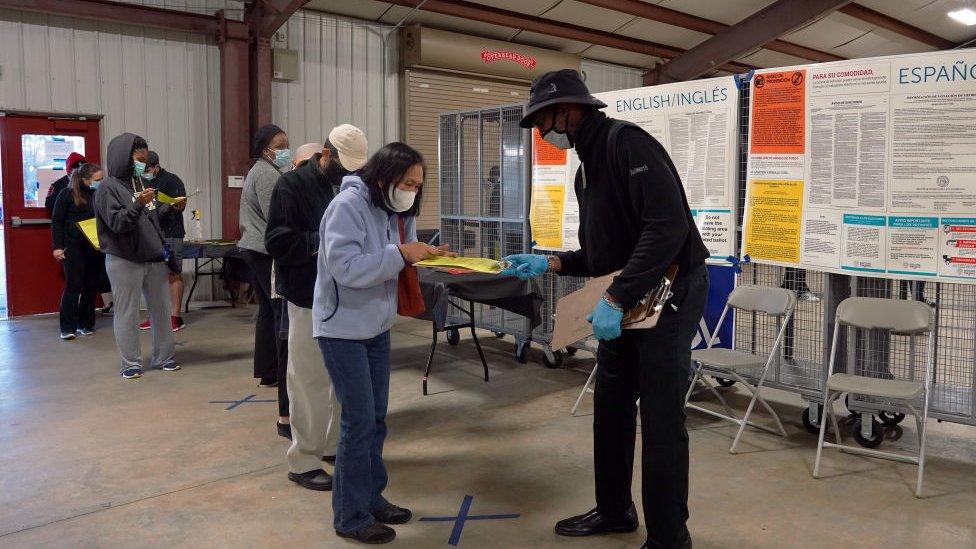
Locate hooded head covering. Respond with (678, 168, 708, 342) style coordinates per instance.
(65, 152, 87, 173)
(251, 124, 285, 160)
(105, 132, 146, 180)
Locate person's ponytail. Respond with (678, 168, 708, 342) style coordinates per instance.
(70, 163, 102, 207)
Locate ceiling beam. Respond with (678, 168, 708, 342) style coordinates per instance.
(655, 0, 851, 83)
(838, 3, 955, 50)
(383, 0, 755, 73)
(576, 0, 844, 63)
(245, 0, 309, 38)
(0, 0, 248, 40)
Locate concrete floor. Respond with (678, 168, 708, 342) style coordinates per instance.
(1, 305, 975, 549)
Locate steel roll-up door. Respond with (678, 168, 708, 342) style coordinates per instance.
(404, 69, 529, 231)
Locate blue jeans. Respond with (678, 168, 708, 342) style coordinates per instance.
(318, 331, 392, 533)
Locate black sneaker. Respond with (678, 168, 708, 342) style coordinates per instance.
(121, 367, 143, 379)
(76, 327, 95, 336)
(160, 362, 182, 372)
(287, 469, 332, 491)
(99, 302, 114, 316)
(277, 422, 292, 440)
(336, 522, 396, 544)
(323, 455, 336, 464)
(371, 502, 412, 525)
(257, 377, 278, 388)
(60, 332, 76, 341)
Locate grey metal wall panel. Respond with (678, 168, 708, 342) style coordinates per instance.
(272, 11, 399, 155)
(581, 58, 644, 94)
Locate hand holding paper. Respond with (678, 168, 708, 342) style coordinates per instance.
(586, 298, 623, 341)
(500, 254, 548, 279)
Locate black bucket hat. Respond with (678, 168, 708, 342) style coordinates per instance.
(519, 69, 607, 128)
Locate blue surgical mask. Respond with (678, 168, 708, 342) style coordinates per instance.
(273, 148, 291, 168)
(90, 179, 102, 190)
(133, 159, 146, 178)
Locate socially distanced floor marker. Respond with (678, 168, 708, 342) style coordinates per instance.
(420, 494, 520, 546)
(208, 394, 276, 411)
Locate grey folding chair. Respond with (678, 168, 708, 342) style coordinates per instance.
(813, 297, 935, 498)
(684, 285, 797, 453)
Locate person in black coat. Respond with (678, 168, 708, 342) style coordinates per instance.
(45, 152, 87, 217)
(140, 151, 188, 331)
(503, 70, 709, 549)
(51, 162, 105, 339)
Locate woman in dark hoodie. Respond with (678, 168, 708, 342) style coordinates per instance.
(93, 133, 183, 379)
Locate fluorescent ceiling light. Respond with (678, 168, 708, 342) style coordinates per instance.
(948, 8, 976, 25)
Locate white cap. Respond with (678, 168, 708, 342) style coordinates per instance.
(328, 124, 368, 172)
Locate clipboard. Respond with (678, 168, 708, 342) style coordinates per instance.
(76, 218, 100, 250)
(550, 265, 678, 350)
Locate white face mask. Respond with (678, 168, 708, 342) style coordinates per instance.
(388, 186, 417, 213)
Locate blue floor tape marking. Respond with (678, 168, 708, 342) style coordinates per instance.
(419, 495, 520, 546)
(209, 394, 277, 411)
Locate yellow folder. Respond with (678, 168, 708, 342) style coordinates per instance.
(76, 218, 100, 250)
(414, 255, 503, 274)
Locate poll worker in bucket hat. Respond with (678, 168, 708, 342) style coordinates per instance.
(505, 69, 710, 549)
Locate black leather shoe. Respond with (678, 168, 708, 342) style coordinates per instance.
(277, 422, 292, 440)
(554, 504, 639, 537)
(287, 469, 332, 491)
(336, 522, 395, 544)
(641, 530, 692, 549)
(371, 502, 412, 525)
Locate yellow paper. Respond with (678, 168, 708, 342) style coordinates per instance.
(744, 179, 803, 263)
(76, 218, 100, 250)
(415, 256, 503, 274)
(156, 190, 183, 205)
(529, 184, 565, 250)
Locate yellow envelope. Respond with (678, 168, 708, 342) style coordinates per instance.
(76, 218, 100, 250)
(414, 256, 503, 274)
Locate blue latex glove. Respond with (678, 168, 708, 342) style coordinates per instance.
(500, 254, 548, 280)
(586, 298, 624, 341)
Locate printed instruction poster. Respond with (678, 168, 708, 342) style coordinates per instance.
(743, 49, 976, 283)
(530, 76, 739, 264)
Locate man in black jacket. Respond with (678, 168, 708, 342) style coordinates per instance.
(503, 70, 709, 549)
(141, 151, 188, 331)
(265, 124, 368, 492)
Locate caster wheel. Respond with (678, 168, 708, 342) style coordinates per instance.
(852, 418, 884, 449)
(543, 350, 563, 369)
(879, 411, 906, 426)
(446, 329, 460, 346)
(714, 377, 736, 388)
(565, 347, 578, 356)
(494, 331, 506, 339)
(801, 405, 824, 435)
(515, 343, 529, 364)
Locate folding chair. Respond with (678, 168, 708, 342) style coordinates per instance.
(813, 297, 935, 498)
(684, 285, 797, 453)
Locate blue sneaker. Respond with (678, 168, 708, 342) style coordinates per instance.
(160, 362, 182, 372)
(121, 367, 143, 379)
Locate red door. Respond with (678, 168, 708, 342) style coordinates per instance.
(0, 116, 101, 316)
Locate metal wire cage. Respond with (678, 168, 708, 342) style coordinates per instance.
(439, 105, 533, 346)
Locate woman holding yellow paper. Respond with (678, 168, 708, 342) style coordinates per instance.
(51, 162, 104, 340)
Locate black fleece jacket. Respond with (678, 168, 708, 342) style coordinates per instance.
(265, 154, 342, 308)
(51, 186, 95, 249)
(556, 111, 709, 309)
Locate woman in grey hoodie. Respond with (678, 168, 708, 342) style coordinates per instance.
(313, 143, 452, 544)
(239, 124, 290, 387)
(93, 133, 182, 379)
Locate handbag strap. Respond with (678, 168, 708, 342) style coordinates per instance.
(397, 214, 406, 244)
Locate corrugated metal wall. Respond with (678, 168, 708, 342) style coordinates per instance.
(272, 11, 398, 155)
(0, 7, 225, 300)
(581, 58, 644, 93)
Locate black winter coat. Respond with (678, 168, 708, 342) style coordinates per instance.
(51, 186, 96, 249)
(556, 111, 709, 309)
(265, 154, 343, 308)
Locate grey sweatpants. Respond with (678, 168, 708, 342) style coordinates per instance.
(286, 302, 339, 473)
(105, 255, 176, 372)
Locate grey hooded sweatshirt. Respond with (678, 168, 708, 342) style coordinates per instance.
(93, 133, 169, 262)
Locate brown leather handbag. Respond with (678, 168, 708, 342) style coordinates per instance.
(396, 215, 426, 317)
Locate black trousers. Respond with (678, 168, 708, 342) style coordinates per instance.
(59, 239, 103, 333)
(593, 265, 708, 549)
(241, 250, 287, 382)
(277, 299, 290, 417)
